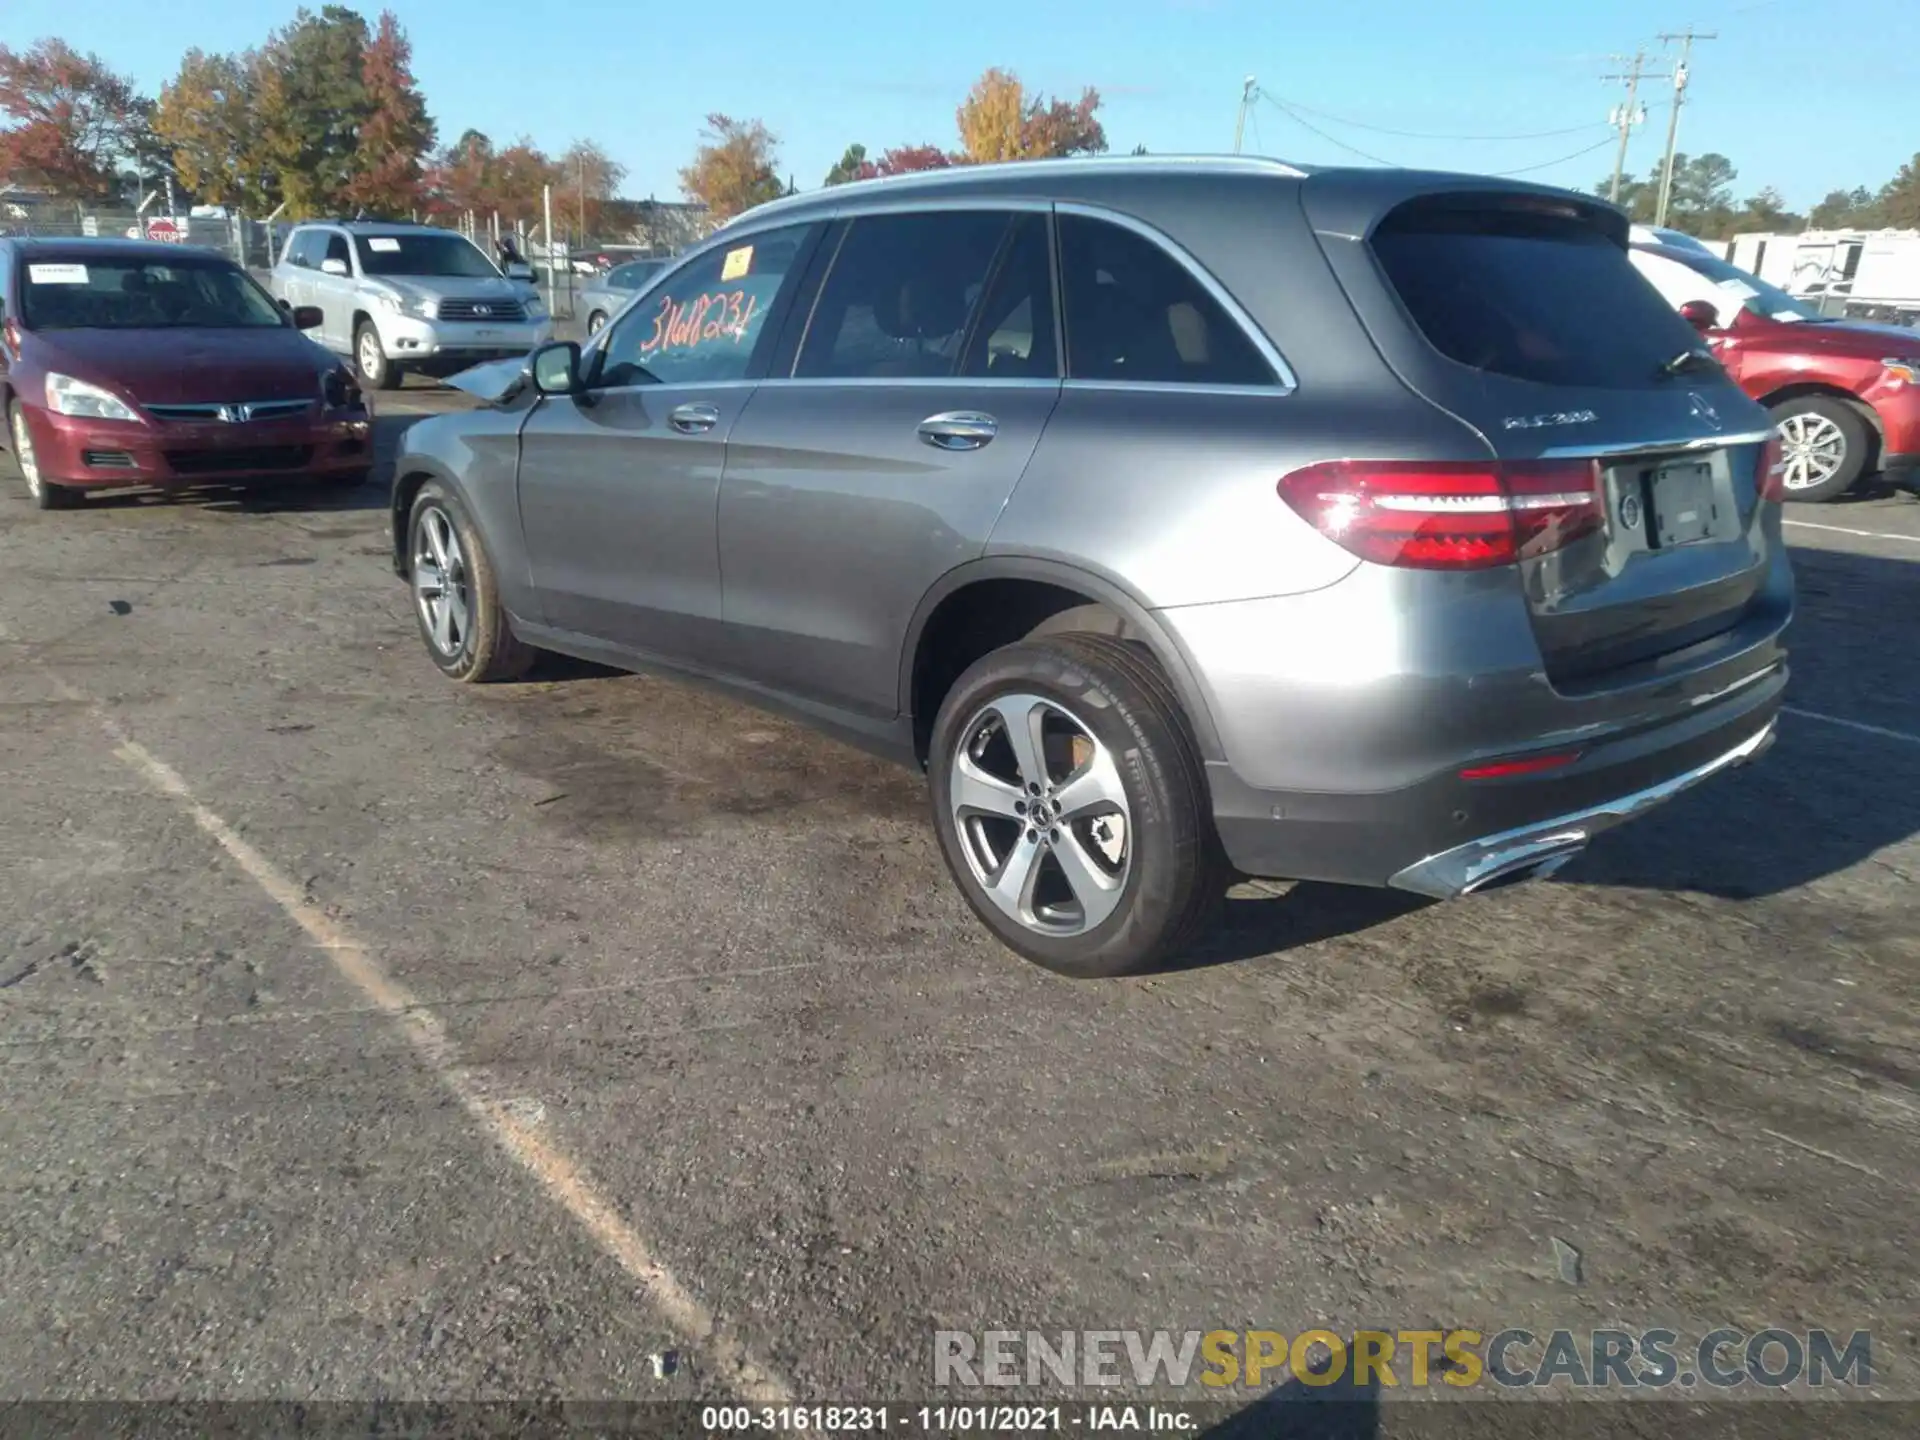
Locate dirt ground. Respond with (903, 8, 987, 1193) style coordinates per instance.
(1, 382, 1916, 1434)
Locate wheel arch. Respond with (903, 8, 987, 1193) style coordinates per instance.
(390, 455, 465, 578)
(1758, 381, 1883, 453)
(901, 557, 1225, 769)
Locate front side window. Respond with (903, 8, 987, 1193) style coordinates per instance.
(797, 211, 1013, 380)
(322, 232, 351, 269)
(596, 223, 811, 389)
(20, 258, 286, 330)
(1058, 214, 1276, 387)
(354, 232, 499, 279)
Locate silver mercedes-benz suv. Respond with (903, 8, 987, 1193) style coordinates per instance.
(271, 222, 553, 390)
(388, 156, 1791, 976)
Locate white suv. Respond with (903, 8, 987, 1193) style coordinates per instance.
(271, 223, 553, 389)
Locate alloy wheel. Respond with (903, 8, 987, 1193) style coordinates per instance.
(1777, 411, 1847, 492)
(359, 329, 383, 381)
(413, 506, 472, 659)
(949, 693, 1132, 937)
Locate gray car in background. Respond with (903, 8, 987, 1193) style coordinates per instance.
(577, 258, 667, 336)
(386, 156, 1791, 976)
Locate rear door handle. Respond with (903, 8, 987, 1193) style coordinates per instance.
(918, 411, 998, 451)
(670, 402, 721, 434)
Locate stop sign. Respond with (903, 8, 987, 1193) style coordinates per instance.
(145, 218, 181, 243)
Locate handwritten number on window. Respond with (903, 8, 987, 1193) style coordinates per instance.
(639, 288, 761, 358)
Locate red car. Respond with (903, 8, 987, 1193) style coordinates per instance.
(0, 238, 373, 511)
(1633, 239, 1920, 502)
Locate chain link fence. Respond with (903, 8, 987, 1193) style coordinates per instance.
(0, 207, 274, 268)
(1, 197, 716, 323)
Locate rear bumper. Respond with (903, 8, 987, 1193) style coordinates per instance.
(1387, 717, 1775, 898)
(1206, 661, 1785, 891)
(27, 405, 373, 487)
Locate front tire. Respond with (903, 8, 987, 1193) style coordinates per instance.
(9, 401, 78, 510)
(928, 633, 1228, 977)
(1770, 395, 1870, 502)
(406, 481, 535, 682)
(355, 321, 403, 391)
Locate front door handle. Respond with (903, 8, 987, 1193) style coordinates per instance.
(918, 411, 997, 452)
(670, 402, 721, 434)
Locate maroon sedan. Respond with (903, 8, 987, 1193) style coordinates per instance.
(1, 238, 373, 510)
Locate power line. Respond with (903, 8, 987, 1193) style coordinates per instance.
(1261, 91, 1628, 179)
(1490, 135, 1622, 176)
(1259, 93, 1398, 165)
(1262, 95, 1611, 143)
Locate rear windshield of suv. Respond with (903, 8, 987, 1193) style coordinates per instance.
(1371, 200, 1704, 389)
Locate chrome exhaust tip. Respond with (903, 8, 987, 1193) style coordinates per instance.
(1458, 840, 1587, 895)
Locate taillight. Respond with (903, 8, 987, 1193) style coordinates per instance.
(1276, 459, 1601, 570)
(1756, 434, 1786, 502)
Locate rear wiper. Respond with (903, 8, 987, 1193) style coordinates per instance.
(1657, 348, 1720, 379)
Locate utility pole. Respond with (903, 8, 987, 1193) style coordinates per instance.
(1654, 27, 1716, 227)
(1232, 76, 1258, 154)
(1601, 50, 1650, 205)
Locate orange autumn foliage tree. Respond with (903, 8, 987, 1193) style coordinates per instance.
(679, 113, 783, 222)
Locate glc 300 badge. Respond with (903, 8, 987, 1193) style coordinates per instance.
(1502, 410, 1598, 431)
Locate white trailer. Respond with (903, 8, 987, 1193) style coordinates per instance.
(1725, 227, 1920, 326)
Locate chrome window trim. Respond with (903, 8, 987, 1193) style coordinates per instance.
(1054, 201, 1298, 395)
(763, 376, 1062, 392)
(1061, 380, 1291, 399)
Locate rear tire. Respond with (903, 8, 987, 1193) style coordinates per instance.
(928, 632, 1228, 977)
(355, 321, 403, 391)
(406, 480, 536, 683)
(9, 400, 78, 509)
(586, 310, 609, 336)
(1768, 395, 1870, 502)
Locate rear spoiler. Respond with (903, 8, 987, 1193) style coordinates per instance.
(1299, 169, 1629, 246)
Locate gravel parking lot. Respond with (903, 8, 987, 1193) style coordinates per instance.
(2, 381, 1917, 1428)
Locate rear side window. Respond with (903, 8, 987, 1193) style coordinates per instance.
(1058, 214, 1276, 387)
(1371, 201, 1703, 389)
(797, 211, 1011, 380)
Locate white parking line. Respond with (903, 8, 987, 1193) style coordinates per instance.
(0, 619, 794, 1406)
(1785, 705, 1920, 748)
(1784, 518, 1920, 544)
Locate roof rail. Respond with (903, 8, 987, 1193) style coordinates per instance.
(724, 152, 1311, 229)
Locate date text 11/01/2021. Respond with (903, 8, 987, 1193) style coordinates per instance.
(701, 1406, 1195, 1433)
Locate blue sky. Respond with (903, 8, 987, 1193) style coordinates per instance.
(10, 0, 1915, 209)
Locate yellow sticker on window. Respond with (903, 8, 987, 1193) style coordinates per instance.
(721, 246, 752, 281)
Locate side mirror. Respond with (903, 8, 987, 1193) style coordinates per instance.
(531, 341, 581, 396)
(320, 258, 349, 277)
(505, 261, 534, 281)
(1680, 299, 1720, 333)
(292, 304, 324, 331)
